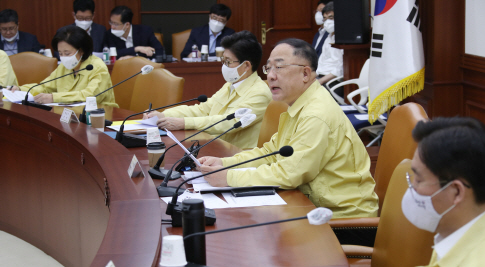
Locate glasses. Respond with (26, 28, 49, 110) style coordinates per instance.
(406, 172, 471, 190)
(109, 21, 124, 27)
(0, 26, 17, 33)
(220, 57, 240, 67)
(262, 64, 307, 74)
(210, 14, 227, 24)
(75, 16, 93, 21)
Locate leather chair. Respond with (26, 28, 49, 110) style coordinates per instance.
(111, 57, 163, 110)
(9, 52, 57, 85)
(330, 103, 428, 247)
(341, 159, 435, 267)
(130, 68, 184, 113)
(172, 29, 191, 60)
(257, 100, 288, 147)
(155, 33, 164, 46)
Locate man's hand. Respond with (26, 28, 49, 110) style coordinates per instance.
(157, 117, 184, 130)
(199, 165, 229, 187)
(143, 111, 164, 120)
(135, 46, 155, 57)
(34, 93, 53, 104)
(198, 156, 223, 167)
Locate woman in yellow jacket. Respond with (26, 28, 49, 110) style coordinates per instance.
(10, 25, 117, 107)
(0, 49, 18, 87)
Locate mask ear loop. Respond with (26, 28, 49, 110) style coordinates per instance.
(430, 181, 456, 216)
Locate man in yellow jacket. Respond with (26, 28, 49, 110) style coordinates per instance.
(402, 117, 485, 267)
(199, 38, 378, 218)
(145, 31, 271, 150)
(0, 49, 18, 86)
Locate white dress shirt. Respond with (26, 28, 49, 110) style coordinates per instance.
(316, 34, 343, 77)
(119, 25, 133, 49)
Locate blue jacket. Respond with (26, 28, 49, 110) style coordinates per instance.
(180, 24, 235, 59)
(104, 24, 164, 59)
(0, 31, 41, 54)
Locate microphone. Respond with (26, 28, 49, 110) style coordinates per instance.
(180, 202, 332, 265)
(157, 113, 257, 197)
(164, 146, 294, 227)
(115, 95, 208, 148)
(149, 108, 253, 181)
(79, 65, 154, 123)
(21, 64, 94, 111)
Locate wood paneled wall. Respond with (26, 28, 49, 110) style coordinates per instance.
(0, 0, 140, 49)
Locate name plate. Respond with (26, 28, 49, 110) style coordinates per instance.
(60, 108, 79, 124)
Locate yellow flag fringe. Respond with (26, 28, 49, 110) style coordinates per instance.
(368, 67, 425, 124)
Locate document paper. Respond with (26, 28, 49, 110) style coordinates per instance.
(164, 129, 201, 166)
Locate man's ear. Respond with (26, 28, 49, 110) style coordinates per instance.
(72, 12, 76, 20)
(452, 179, 468, 206)
(302, 66, 312, 82)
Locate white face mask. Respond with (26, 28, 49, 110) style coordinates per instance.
(60, 50, 81, 70)
(221, 61, 247, 83)
(401, 182, 455, 233)
(315, 12, 324, 26)
(111, 24, 127, 37)
(75, 20, 93, 30)
(4, 30, 18, 42)
(209, 19, 225, 33)
(324, 19, 335, 34)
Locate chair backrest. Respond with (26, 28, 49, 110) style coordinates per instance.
(9, 52, 58, 85)
(373, 103, 428, 212)
(172, 29, 191, 60)
(130, 68, 184, 113)
(371, 159, 434, 267)
(111, 57, 163, 110)
(155, 33, 164, 46)
(357, 59, 370, 89)
(257, 100, 289, 147)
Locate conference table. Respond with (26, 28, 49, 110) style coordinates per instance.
(0, 101, 349, 267)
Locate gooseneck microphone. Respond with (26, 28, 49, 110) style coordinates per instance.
(149, 113, 236, 181)
(157, 113, 256, 197)
(115, 95, 208, 148)
(21, 64, 94, 111)
(149, 108, 253, 181)
(79, 65, 155, 123)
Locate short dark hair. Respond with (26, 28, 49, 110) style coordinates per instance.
(0, 9, 19, 25)
(318, 0, 330, 6)
(52, 25, 93, 62)
(412, 117, 485, 204)
(210, 4, 232, 20)
(221, 31, 262, 72)
(73, 0, 95, 14)
(110, 6, 133, 24)
(275, 38, 318, 71)
(323, 1, 334, 14)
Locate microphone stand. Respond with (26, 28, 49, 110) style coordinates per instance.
(149, 113, 236, 181)
(115, 97, 204, 148)
(22, 66, 91, 111)
(79, 70, 144, 123)
(157, 122, 242, 197)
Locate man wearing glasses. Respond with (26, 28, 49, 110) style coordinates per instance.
(145, 31, 271, 150)
(180, 4, 235, 59)
(199, 38, 378, 219)
(402, 117, 485, 266)
(0, 9, 40, 56)
(105, 5, 164, 60)
(57, 0, 106, 53)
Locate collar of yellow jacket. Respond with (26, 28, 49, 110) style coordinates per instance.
(287, 79, 321, 117)
(431, 212, 485, 267)
(65, 55, 95, 77)
(225, 71, 259, 95)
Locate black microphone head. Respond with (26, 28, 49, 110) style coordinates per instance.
(86, 64, 94, 70)
(279, 146, 294, 157)
(226, 113, 235, 120)
(234, 121, 242, 128)
(198, 95, 208, 102)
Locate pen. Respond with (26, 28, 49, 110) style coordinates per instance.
(148, 102, 152, 113)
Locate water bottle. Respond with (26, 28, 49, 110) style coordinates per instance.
(103, 47, 110, 64)
(191, 44, 198, 58)
(182, 199, 206, 265)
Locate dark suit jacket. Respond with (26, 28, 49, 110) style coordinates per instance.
(312, 30, 329, 58)
(0, 31, 41, 54)
(104, 24, 164, 59)
(180, 24, 235, 59)
(68, 22, 106, 52)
